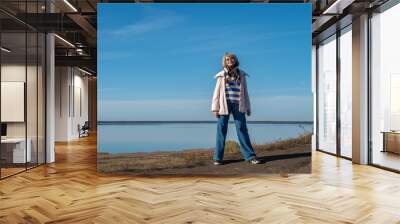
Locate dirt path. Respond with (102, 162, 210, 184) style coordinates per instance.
(111, 146, 311, 176)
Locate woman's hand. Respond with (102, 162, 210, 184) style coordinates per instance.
(213, 111, 220, 118)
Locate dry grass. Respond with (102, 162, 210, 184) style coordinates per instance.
(98, 132, 312, 173)
(253, 131, 312, 152)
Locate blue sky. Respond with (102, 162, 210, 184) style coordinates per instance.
(98, 3, 312, 121)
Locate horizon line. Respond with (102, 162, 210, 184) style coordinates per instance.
(98, 120, 313, 124)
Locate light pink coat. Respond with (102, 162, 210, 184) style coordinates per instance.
(211, 68, 251, 116)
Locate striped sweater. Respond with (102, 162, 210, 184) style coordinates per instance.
(225, 79, 241, 104)
(211, 69, 251, 115)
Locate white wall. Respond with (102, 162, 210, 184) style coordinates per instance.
(55, 66, 89, 141)
(55, 67, 88, 141)
(1, 65, 26, 134)
(70, 72, 89, 139)
(55, 66, 70, 141)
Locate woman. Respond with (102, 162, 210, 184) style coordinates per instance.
(211, 53, 261, 165)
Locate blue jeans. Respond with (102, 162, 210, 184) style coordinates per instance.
(214, 101, 256, 161)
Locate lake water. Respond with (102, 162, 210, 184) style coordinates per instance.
(97, 122, 313, 153)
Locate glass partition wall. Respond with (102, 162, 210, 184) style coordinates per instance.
(339, 25, 352, 159)
(0, 2, 46, 179)
(316, 25, 353, 159)
(370, 2, 400, 171)
(0, 30, 27, 177)
(317, 34, 337, 155)
(316, 0, 400, 172)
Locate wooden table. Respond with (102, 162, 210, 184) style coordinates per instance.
(381, 131, 400, 154)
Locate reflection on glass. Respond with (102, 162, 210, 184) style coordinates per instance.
(1, 31, 27, 177)
(340, 26, 352, 158)
(318, 35, 337, 154)
(390, 75, 400, 130)
(371, 3, 400, 171)
(0, 1, 47, 179)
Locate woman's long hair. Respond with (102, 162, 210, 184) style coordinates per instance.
(222, 52, 240, 69)
(222, 53, 241, 83)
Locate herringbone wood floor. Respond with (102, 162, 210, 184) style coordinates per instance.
(1, 134, 400, 224)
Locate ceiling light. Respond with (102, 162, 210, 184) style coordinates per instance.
(322, 0, 354, 15)
(76, 48, 84, 55)
(63, 0, 78, 12)
(78, 67, 93, 76)
(1, 47, 11, 53)
(54, 34, 75, 48)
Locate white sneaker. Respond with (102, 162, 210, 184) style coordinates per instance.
(213, 160, 224, 165)
(248, 158, 261, 164)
